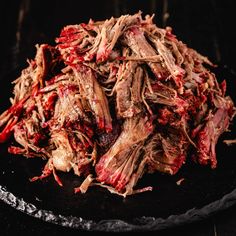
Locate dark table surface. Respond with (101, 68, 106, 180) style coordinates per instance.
(1, 0, 236, 235)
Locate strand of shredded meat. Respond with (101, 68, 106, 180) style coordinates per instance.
(0, 12, 235, 197)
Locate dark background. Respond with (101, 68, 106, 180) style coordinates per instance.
(0, 0, 236, 235)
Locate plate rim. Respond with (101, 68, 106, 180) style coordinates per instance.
(1, 184, 236, 232)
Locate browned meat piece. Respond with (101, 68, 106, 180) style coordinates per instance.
(73, 65, 112, 132)
(145, 129, 188, 175)
(123, 26, 167, 79)
(50, 129, 94, 175)
(34, 44, 62, 87)
(115, 61, 143, 118)
(194, 97, 234, 168)
(95, 115, 154, 195)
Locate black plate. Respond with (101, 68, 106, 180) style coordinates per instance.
(0, 65, 236, 232)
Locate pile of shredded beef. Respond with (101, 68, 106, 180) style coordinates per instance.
(0, 12, 235, 197)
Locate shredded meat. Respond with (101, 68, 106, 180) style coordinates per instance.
(95, 115, 153, 196)
(115, 60, 143, 118)
(0, 12, 235, 197)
